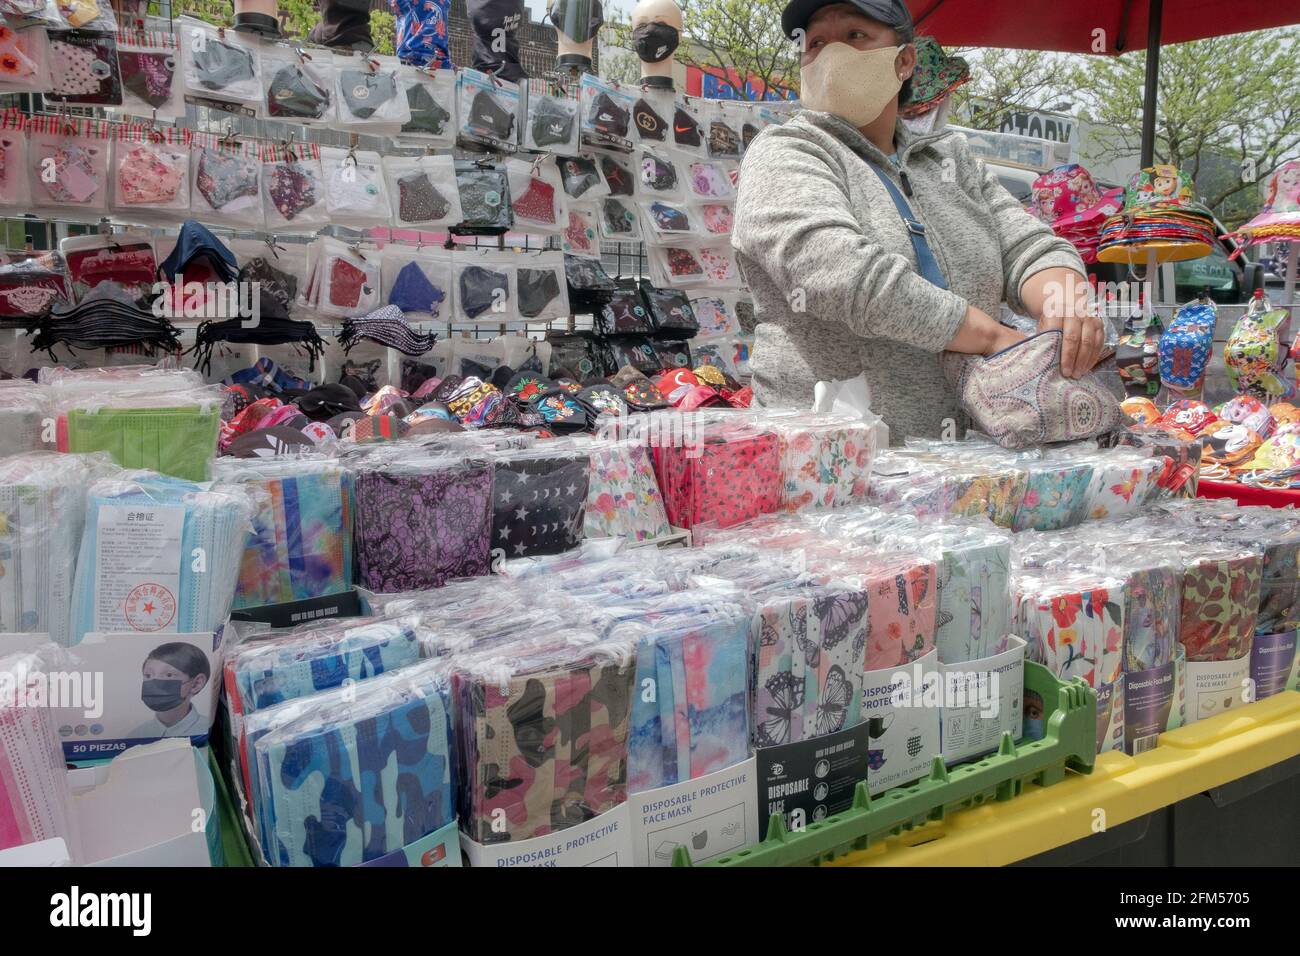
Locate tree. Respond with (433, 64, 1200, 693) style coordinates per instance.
(603, 0, 798, 100)
(171, 0, 232, 27)
(171, 1, 395, 56)
(1071, 29, 1300, 226)
(949, 48, 1076, 131)
(277, 0, 322, 40)
(370, 11, 397, 56)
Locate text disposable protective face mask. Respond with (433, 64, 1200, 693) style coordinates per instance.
(799, 43, 906, 127)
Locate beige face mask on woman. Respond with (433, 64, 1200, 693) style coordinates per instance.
(799, 42, 906, 126)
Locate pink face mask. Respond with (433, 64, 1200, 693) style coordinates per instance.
(117, 145, 185, 205)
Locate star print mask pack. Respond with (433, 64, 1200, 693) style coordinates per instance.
(488, 447, 591, 559)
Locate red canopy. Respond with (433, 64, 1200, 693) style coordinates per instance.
(909, 0, 1298, 54)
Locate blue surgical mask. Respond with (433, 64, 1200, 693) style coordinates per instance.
(1022, 717, 1045, 741)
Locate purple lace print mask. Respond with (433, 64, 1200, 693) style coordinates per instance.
(353, 463, 494, 592)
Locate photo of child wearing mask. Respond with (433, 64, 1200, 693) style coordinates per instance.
(129, 643, 211, 740)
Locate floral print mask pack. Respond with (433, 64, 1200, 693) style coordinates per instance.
(1074, 453, 1167, 523)
(772, 418, 875, 513)
(1015, 575, 1125, 688)
(583, 441, 672, 542)
(1178, 549, 1262, 662)
(1013, 461, 1095, 532)
(841, 555, 938, 672)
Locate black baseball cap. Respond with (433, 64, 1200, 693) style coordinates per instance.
(781, 0, 913, 40)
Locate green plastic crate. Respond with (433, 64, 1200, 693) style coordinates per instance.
(674, 661, 1097, 867)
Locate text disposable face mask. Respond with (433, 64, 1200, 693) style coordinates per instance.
(799, 43, 906, 127)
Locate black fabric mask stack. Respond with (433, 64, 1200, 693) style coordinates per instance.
(32, 299, 181, 361)
(189, 316, 324, 375)
(338, 305, 437, 356)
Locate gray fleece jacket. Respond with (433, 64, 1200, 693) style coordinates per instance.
(732, 110, 1085, 442)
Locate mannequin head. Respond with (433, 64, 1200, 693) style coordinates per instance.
(632, 0, 682, 87)
(233, 0, 281, 37)
(550, 0, 605, 71)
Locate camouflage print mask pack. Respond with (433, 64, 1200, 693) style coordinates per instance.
(456, 637, 636, 844)
(246, 660, 455, 866)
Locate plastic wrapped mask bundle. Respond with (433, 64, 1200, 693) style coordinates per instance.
(1014, 570, 1125, 688)
(1070, 448, 1170, 523)
(651, 421, 781, 530)
(0, 647, 83, 862)
(214, 458, 353, 610)
(58, 386, 223, 482)
(945, 466, 1028, 527)
(1012, 458, 1095, 532)
(489, 449, 591, 559)
(351, 455, 495, 592)
(225, 616, 424, 721)
(68, 473, 253, 645)
(750, 582, 870, 746)
(616, 598, 752, 792)
(0, 383, 48, 458)
(245, 659, 454, 866)
(767, 414, 876, 513)
(225, 616, 427, 802)
(869, 523, 1012, 665)
(0, 452, 108, 646)
(1174, 542, 1262, 662)
(454, 635, 636, 844)
(1104, 544, 1183, 674)
(1170, 505, 1300, 638)
(581, 439, 673, 542)
(848, 552, 939, 671)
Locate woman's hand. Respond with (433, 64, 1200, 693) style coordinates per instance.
(1019, 268, 1104, 378)
(945, 305, 1026, 356)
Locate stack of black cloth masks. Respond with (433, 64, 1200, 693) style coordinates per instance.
(338, 305, 436, 356)
(31, 291, 181, 360)
(190, 316, 325, 375)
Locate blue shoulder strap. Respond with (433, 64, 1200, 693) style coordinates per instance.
(865, 161, 949, 291)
